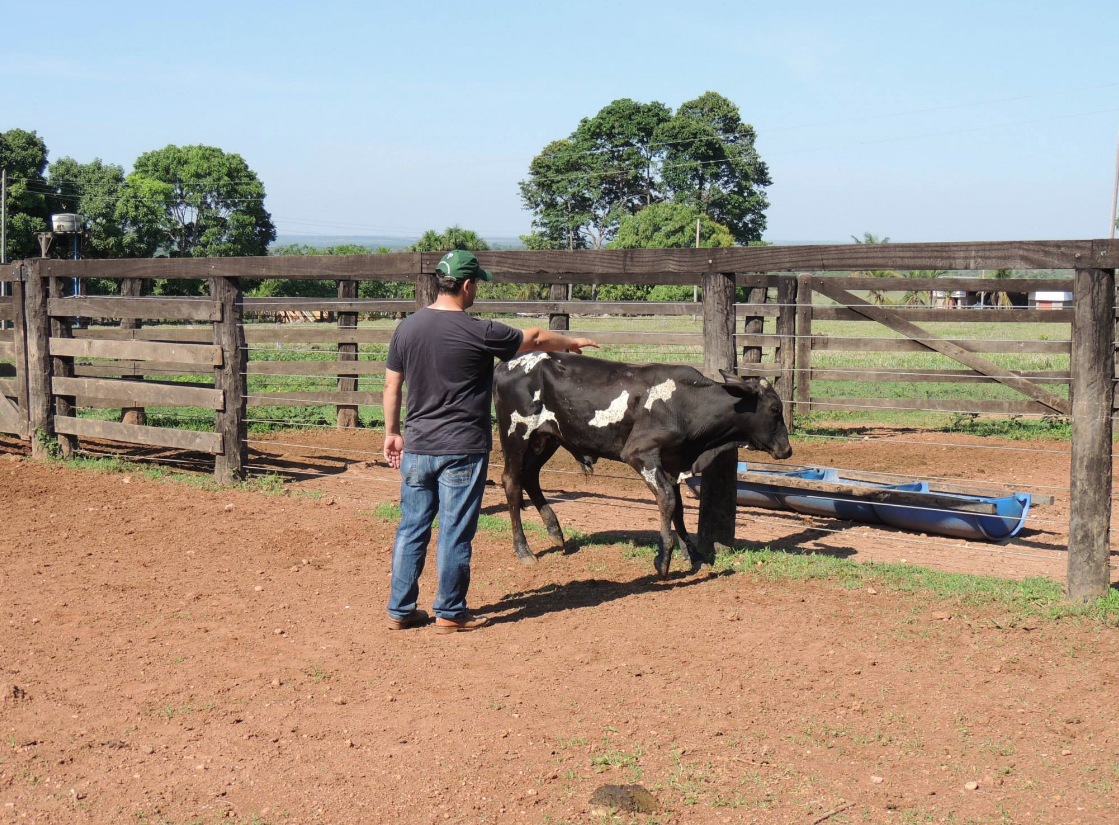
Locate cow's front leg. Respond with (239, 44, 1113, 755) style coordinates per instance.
(624, 454, 679, 578)
(672, 485, 710, 572)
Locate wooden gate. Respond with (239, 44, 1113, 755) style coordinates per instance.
(0, 265, 29, 439)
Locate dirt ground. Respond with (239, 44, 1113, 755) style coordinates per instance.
(2, 428, 1118, 825)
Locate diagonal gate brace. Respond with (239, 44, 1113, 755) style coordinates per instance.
(812, 280, 1071, 416)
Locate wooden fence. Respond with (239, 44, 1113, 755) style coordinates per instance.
(2, 240, 1117, 600)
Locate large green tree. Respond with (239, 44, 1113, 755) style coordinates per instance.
(521, 93, 769, 249)
(0, 128, 50, 261)
(115, 144, 275, 259)
(655, 92, 771, 244)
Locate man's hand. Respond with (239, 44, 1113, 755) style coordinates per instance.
(384, 434, 404, 469)
(565, 337, 599, 355)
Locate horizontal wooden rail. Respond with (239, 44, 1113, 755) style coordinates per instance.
(54, 416, 223, 454)
(245, 391, 383, 407)
(73, 327, 213, 343)
(74, 361, 210, 378)
(247, 360, 387, 376)
(30, 239, 1119, 282)
(243, 327, 395, 345)
(0, 378, 16, 398)
(48, 297, 222, 322)
(0, 298, 11, 322)
(50, 337, 223, 366)
(813, 306, 1073, 323)
(242, 298, 412, 313)
(805, 396, 1058, 415)
(0, 341, 14, 359)
(736, 334, 1071, 354)
(735, 364, 1071, 384)
(736, 469, 1001, 514)
(53, 376, 225, 410)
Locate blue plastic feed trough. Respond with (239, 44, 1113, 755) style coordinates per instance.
(686, 462, 1031, 543)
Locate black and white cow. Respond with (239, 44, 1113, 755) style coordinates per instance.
(493, 352, 792, 577)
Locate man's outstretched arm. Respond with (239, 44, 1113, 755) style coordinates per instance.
(518, 328, 599, 354)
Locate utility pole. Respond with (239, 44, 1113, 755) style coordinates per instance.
(1110, 123, 1119, 240)
(1, 168, 7, 330)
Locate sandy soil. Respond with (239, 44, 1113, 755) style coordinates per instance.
(1, 429, 1117, 824)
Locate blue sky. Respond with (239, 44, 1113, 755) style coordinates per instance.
(3, 0, 1118, 243)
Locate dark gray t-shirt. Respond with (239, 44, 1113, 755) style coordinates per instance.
(387, 308, 524, 455)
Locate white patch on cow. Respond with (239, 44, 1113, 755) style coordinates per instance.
(507, 406, 557, 440)
(643, 378, 677, 411)
(641, 466, 658, 485)
(588, 390, 630, 427)
(677, 471, 693, 484)
(532, 390, 541, 402)
(507, 352, 549, 373)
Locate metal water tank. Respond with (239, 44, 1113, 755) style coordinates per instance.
(51, 213, 81, 233)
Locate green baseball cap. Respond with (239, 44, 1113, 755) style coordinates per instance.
(435, 249, 493, 282)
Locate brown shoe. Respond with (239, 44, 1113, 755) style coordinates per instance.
(387, 609, 430, 630)
(434, 615, 491, 634)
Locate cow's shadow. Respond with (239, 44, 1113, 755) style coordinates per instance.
(475, 569, 733, 625)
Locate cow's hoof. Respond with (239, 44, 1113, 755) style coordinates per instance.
(653, 554, 670, 579)
(690, 560, 713, 575)
(518, 553, 537, 566)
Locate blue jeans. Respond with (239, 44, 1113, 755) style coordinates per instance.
(387, 452, 488, 620)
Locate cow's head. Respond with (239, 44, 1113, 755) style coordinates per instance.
(718, 370, 793, 460)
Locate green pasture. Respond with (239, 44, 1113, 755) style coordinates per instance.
(64, 312, 1075, 440)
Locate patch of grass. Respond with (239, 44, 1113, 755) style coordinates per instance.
(714, 545, 1119, 625)
(591, 747, 644, 781)
(367, 502, 402, 522)
(303, 664, 330, 683)
(53, 452, 294, 496)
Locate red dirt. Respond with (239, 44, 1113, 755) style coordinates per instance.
(1, 429, 1117, 824)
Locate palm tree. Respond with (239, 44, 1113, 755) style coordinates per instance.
(900, 269, 945, 307)
(851, 232, 894, 305)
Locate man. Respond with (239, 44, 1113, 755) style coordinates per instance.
(383, 250, 598, 633)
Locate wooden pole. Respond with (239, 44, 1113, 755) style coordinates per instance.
(739, 283, 766, 365)
(774, 275, 797, 431)
(548, 283, 569, 332)
(9, 265, 30, 441)
(697, 268, 738, 557)
(794, 274, 814, 419)
(1067, 267, 1115, 601)
(337, 279, 359, 428)
(48, 276, 76, 458)
(415, 273, 438, 311)
(24, 261, 53, 459)
(211, 276, 246, 484)
(119, 278, 146, 426)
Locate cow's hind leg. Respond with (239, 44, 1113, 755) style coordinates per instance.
(501, 446, 537, 566)
(623, 453, 680, 579)
(523, 437, 565, 550)
(672, 485, 711, 572)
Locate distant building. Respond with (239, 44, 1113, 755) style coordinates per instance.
(1029, 291, 1073, 310)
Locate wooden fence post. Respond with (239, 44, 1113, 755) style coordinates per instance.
(48, 276, 77, 458)
(739, 282, 766, 365)
(9, 264, 31, 441)
(337, 279, 359, 428)
(794, 274, 814, 420)
(697, 269, 738, 557)
(1067, 267, 1116, 601)
(774, 275, 797, 432)
(119, 278, 146, 426)
(211, 276, 247, 484)
(24, 260, 53, 459)
(416, 273, 438, 310)
(548, 283, 569, 331)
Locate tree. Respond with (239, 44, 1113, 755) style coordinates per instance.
(46, 157, 137, 259)
(655, 92, 771, 244)
(115, 144, 275, 259)
(520, 94, 770, 249)
(0, 128, 50, 261)
(406, 225, 490, 252)
(608, 202, 735, 250)
(518, 139, 594, 250)
(851, 232, 895, 305)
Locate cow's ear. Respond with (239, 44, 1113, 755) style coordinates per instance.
(718, 370, 770, 397)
